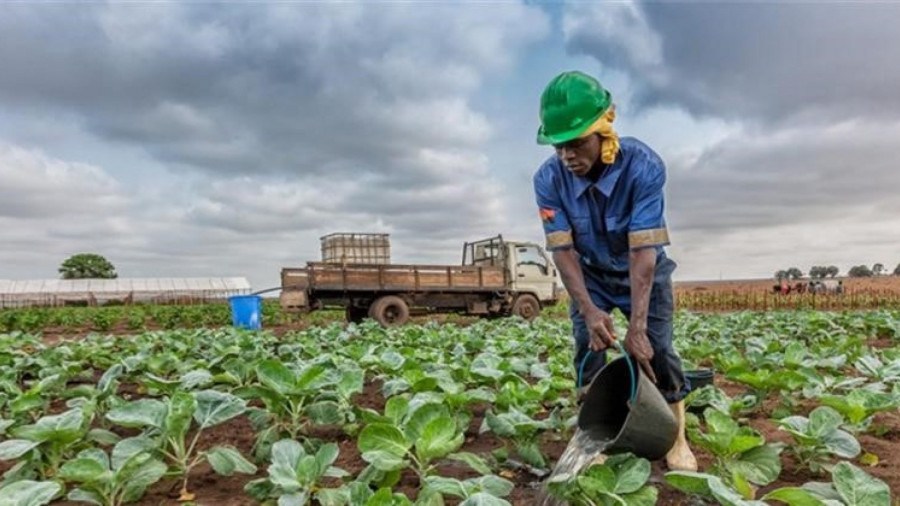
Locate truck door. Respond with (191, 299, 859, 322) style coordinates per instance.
(510, 243, 558, 303)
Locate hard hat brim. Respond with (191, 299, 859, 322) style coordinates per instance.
(536, 109, 604, 145)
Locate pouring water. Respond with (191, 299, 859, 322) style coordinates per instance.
(536, 353, 677, 504)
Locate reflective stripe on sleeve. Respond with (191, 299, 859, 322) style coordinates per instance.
(628, 228, 670, 249)
(546, 231, 574, 249)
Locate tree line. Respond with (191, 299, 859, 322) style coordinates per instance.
(775, 263, 900, 280)
(47, 253, 900, 282)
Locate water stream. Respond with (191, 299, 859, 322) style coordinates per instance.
(535, 429, 612, 506)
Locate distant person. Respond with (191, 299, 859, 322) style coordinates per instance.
(531, 71, 696, 471)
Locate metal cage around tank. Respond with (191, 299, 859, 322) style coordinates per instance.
(320, 233, 391, 265)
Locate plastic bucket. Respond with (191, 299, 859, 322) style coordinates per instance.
(685, 368, 715, 414)
(685, 368, 714, 390)
(228, 295, 262, 330)
(577, 356, 677, 460)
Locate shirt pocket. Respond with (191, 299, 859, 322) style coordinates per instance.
(604, 214, 629, 256)
(570, 215, 593, 251)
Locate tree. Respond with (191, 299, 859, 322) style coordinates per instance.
(873, 263, 885, 276)
(786, 267, 804, 280)
(58, 253, 118, 279)
(895, 263, 900, 276)
(810, 265, 840, 278)
(774, 270, 788, 281)
(848, 265, 873, 278)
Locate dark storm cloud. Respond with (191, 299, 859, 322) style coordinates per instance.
(564, 2, 900, 123)
(667, 120, 900, 234)
(0, 3, 540, 173)
(0, 2, 548, 260)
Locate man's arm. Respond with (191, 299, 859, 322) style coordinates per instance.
(628, 247, 655, 328)
(554, 248, 617, 350)
(626, 246, 657, 382)
(623, 153, 670, 383)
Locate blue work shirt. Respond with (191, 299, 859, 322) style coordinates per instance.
(533, 137, 675, 280)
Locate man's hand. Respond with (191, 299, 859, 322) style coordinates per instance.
(583, 306, 617, 351)
(624, 326, 657, 383)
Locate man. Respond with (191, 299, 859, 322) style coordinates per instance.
(532, 71, 696, 471)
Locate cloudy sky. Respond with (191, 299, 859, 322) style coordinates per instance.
(2, 1, 898, 289)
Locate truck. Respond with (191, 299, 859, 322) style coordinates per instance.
(280, 234, 561, 326)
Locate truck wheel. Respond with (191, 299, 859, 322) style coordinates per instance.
(368, 296, 410, 327)
(345, 306, 368, 324)
(512, 294, 540, 321)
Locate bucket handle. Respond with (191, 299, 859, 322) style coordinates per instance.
(577, 342, 638, 402)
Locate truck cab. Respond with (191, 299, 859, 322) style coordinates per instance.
(463, 235, 560, 317)
(508, 241, 559, 302)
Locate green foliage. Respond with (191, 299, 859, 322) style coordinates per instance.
(420, 475, 514, 504)
(688, 408, 782, 488)
(1, 311, 900, 505)
(0, 407, 94, 479)
(237, 358, 361, 459)
(684, 385, 757, 417)
(58, 253, 118, 280)
(817, 390, 900, 431)
(58, 443, 166, 506)
(0, 480, 61, 506)
(243, 439, 349, 505)
(763, 462, 890, 506)
(809, 266, 840, 279)
(725, 365, 808, 402)
(774, 268, 804, 280)
(777, 406, 861, 474)
(105, 390, 254, 498)
(848, 265, 874, 277)
(546, 453, 657, 505)
(357, 402, 465, 480)
(666, 471, 766, 505)
(482, 408, 553, 469)
(0, 299, 332, 334)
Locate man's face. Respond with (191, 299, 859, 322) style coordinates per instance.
(554, 134, 601, 177)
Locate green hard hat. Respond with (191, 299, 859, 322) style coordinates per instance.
(537, 71, 612, 145)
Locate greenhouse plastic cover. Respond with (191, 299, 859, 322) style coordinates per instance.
(0, 277, 252, 307)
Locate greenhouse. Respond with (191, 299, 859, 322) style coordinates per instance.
(0, 277, 252, 308)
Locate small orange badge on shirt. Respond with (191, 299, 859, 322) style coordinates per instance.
(539, 208, 556, 222)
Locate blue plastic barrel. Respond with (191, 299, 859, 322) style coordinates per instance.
(228, 295, 262, 330)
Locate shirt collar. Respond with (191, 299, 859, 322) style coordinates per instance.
(570, 158, 624, 198)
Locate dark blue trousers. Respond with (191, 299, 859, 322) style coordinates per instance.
(570, 259, 689, 403)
